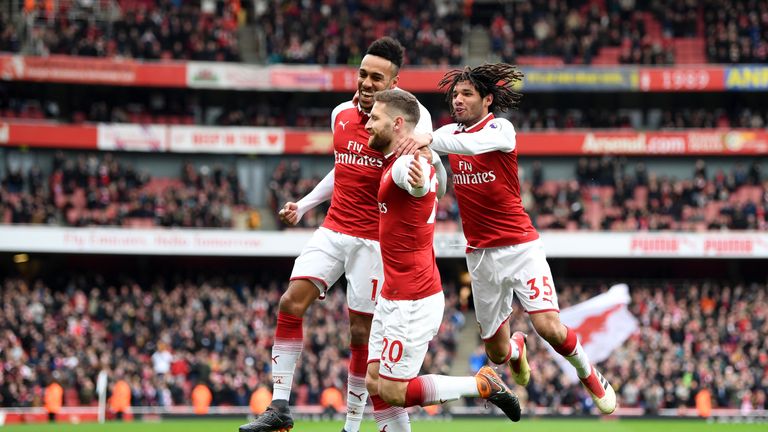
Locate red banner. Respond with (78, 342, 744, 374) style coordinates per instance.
(0, 54, 186, 87)
(0, 55, 740, 93)
(2, 122, 767, 156)
(1, 122, 97, 149)
(638, 67, 726, 91)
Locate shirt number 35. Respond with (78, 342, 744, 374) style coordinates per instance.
(527, 276, 553, 302)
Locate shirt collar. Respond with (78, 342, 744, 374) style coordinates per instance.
(458, 112, 494, 132)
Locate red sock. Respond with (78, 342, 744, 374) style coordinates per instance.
(552, 326, 577, 357)
(349, 344, 368, 377)
(275, 312, 303, 340)
(404, 377, 429, 407)
(370, 394, 390, 411)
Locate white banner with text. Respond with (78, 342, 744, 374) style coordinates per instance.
(0, 227, 766, 258)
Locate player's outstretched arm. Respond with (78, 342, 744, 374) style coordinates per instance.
(279, 169, 335, 225)
(431, 119, 516, 156)
(393, 133, 431, 158)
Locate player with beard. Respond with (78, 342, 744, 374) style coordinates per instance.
(239, 37, 446, 432)
(363, 89, 521, 432)
(395, 64, 617, 415)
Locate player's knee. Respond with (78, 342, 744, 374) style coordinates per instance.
(278, 280, 318, 315)
(379, 385, 406, 407)
(277, 293, 304, 316)
(484, 344, 508, 364)
(365, 372, 378, 395)
(349, 322, 371, 345)
(533, 316, 565, 345)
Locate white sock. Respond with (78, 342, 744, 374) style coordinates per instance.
(270, 339, 302, 401)
(565, 341, 592, 378)
(374, 406, 411, 432)
(416, 375, 479, 405)
(509, 339, 520, 361)
(343, 374, 367, 432)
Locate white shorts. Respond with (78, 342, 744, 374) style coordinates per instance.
(467, 239, 560, 340)
(290, 227, 383, 315)
(367, 292, 444, 381)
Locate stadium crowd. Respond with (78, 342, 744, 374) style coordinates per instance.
(268, 157, 767, 232)
(704, 0, 768, 64)
(525, 157, 766, 231)
(496, 280, 768, 412)
(0, 152, 247, 228)
(256, 0, 464, 66)
(0, 274, 463, 408)
(1, 274, 764, 413)
(4, 89, 768, 131)
(2, 1, 763, 65)
(2, 152, 764, 231)
(20, 0, 241, 61)
(487, 0, 675, 65)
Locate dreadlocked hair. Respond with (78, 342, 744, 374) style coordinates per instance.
(438, 63, 524, 114)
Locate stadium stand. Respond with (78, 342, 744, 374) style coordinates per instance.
(19, 0, 241, 61)
(2, 152, 764, 231)
(1, 274, 764, 412)
(0, 152, 248, 227)
(0, 274, 462, 408)
(3, 90, 768, 130)
(6, 1, 764, 66)
(497, 280, 768, 412)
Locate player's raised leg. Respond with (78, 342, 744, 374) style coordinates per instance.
(530, 312, 616, 414)
(468, 249, 530, 387)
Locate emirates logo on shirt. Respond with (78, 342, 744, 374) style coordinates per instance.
(334, 150, 383, 168)
(453, 161, 496, 185)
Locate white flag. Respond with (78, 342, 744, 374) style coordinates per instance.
(547, 283, 639, 382)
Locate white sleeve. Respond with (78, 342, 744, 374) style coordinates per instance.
(431, 149, 447, 199)
(430, 118, 516, 155)
(296, 169, 334, 219)
(414, 102, 433, 134)
(391, 155, 432, 198)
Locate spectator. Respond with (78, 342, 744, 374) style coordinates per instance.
(0, 274, 462, 409)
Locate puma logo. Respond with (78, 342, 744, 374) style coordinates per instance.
(380, 426, 388, 432)
(349, 390, 365, 401)
(382, 363, 393, 374)
(439, 399, 448, 404)
(271, 355, 280, 364)
(338, 120, 350, 130)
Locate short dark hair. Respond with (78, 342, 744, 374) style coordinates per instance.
(438, 63, 525, 114)
(366, 37, 404, 72)
(374, 89, 420, 126)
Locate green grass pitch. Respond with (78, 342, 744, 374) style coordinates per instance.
(1, 419, 766, 432)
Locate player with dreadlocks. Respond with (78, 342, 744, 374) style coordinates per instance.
(396, 63, 617, 415)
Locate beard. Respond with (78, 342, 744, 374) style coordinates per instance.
(368, 130, 391, 151)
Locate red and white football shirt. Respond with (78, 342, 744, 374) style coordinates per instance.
(322, 100, 434, 241)
(431, 113, 539, 249)
(322, 102, 383, 240)
(377, 154, 442, 301)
